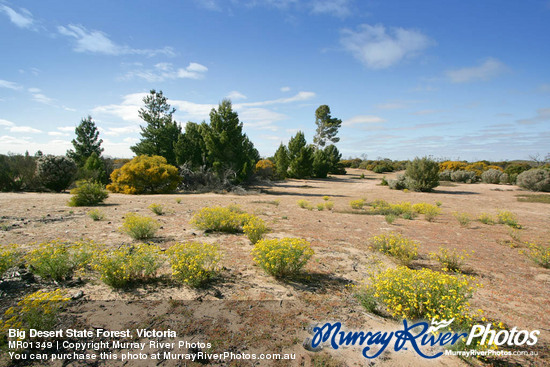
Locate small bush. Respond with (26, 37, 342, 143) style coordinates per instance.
(429, 247, 471, 272)
(439, 170, 452, 181)
(323, 196, 330, 201)
(87, 209, 105, 221)
(93, 244, 163, 288)
(413, 203, 441, 222)
(106, 155, 181, 194)
(120, 213, 160, 240)
(481, 169, 505, 184)
(385, 214, 397, 224)
(357, 267, 478, 324)
(453, 212, 471, 227)
(316, 203, 325, 211)
(167, 242, 222, 287)
(350, 199, 365, 210)
(405, 157, 439, 192)
(36, 155, 77, 192)
(497, 210, 520, 228)
(255, 159, 275, 179)
(297, 199, 313, 210)
(380, 176, 389, 186)
(68, 180, 108, 206)
(242, 215, 269, 244)
(478, 213, 495, 225)
(369, 232, 418, 265)
(451, 170, 477, 183)
(252, 238, 314, 278)
(191, 206, 245, 233)
(388, 174, 407, 190)
(524, 242, 550, 268)
(25, 240, 97, 281)
(516, 169, 550, 192)
(0, 244, 21, 276)
(148, 203, 165, 215)
(0, 289, 70, 336)
(324, 201, 334, 210)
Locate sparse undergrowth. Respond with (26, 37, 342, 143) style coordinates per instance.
(368, 232, 418, 265)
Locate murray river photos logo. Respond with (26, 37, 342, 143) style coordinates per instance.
(308, 318, 540, 359)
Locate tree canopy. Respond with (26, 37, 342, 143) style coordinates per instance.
(67, 116, 103, 167)
(313, 105, 342, 148)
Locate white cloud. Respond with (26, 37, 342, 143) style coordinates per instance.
(280, 86, 291, 92)
(227, 91, 247, 100)
(9, 126, 42, 133)
(237, 108, 286, 131)
(376, 102, 406, 110)
(446, 58, 507, 83)
(311, 0, 352, 18)
(517, 108, 550, 125)
(31, 93, 55, 105)
(57, 126, 76, 132)
(58, 24, 175, 57)
(47, 131, 69, 137)
(343, 115, 385, 126)
(121, 62, 208, 82)
(340, 24, 434, 69)
(0, 79, 22, 90)
(102, 125, 141, 137)
(0, 5, 34, 29)
(0, 119, 15, 127)
(237, 91, 315, 107)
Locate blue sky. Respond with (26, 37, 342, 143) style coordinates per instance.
(1, 0, 549, 161)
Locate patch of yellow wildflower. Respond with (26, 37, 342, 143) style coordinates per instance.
(252, 238, 314, 278)
(167, 242, 222, 288)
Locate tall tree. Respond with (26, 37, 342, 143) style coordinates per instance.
(131, 90, 181, 166)
(202, 99, 259, 183)
(67, 116, 103, 167)
(288, 131, 313, 178)
(174, 121, 208, 169)
(313, 105, 342, 148)
(273, 143, 289, 179)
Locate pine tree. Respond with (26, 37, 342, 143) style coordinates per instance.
(288, 131, 313, 178)
(273, 143, 289, 179)
(313, 105, 342, 148)
(202, 99, 259, 183)
(174, 122, 208, 169)
(67, 116, 103, 167)
(130, 90, 182, 166)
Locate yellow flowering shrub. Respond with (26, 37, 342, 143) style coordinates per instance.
(0, 244, 21, 276)
(350, 199, 366, 209)
(439, 161, 467, 172)
(324, 201, 334, 210)
(191, 206, 246, 233)
(1, 289, 70, 343)
(93, 244, 163, 288)
(87, 208, 105, 221)
(242, 215, 269, 244)
(453, 212, 471, 227)
(412, 203, 441, 222)
(497, 210, 520, 228)
(167, 242, 222, 287)
(106, 155, 181, 194)
(429, 247, 472, 272)
(25, 240, 98, 281)
(252, 238, 314, 278)
(478, 212, 495, 225)
(120, 213, 160, 240)
(297, 199, 313, 210)
(369, 232, 418, 265)
(148, 203, 165, 215)
(525, 242, 550, 268)
(358, 267, 479, 325)
(255, 159, 274, 179)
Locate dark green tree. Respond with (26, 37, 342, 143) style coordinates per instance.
(313, 105, 342, 148)
(67, 116, 103, 167)
(81, 152, 106, 183)
(202, 99, 259, 183)
(324, 144, 345, 174)
(313, 149, 330, 178)
(273, 143, 289, 179)
(174, 122, 208, 169)
(288, 131, 313, 178)
(130, 90, 182, 166)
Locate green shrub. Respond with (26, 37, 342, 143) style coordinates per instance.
(252, 238, 314, 278)
(450, 170, 477, 183)
(167, 242, 222, 287)
(369, 232, 418, 265)
(242, 215, 269, 244)
(93, 244, 163, 288)
(324, 201, 334, 210)
(356, 267, 478, 325)
(106, 155, 181, 194)
(429, 247, 470, 272)
(68, 180, 108, 206)
(0, 244, 21, 276)
(388, 174, 407, 190)
(516, 169, 550, 192)
(25, 240, 97, 281)
(524, 242, 550, 268)
(297, 199, 313, 210)
(385, 214, 397, 224)
(380, 176, 389, 186)
(481, 169, 505, 184)
(120, 213, 160, 240)
(412, 203, 441, 222)
(87, 208, 105, 221)
(316, 203, 325, 211)
(439, 170, 452, 181)
(36, 155, 77, 192)
(478, 212, 495, 225)
(0, 153, 38, 192)
(453, 212, 471, 227)
(148, 203, 165, 215)
(405, 157, 439, 192)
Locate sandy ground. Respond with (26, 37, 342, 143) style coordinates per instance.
(1, 169, 549, 366)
